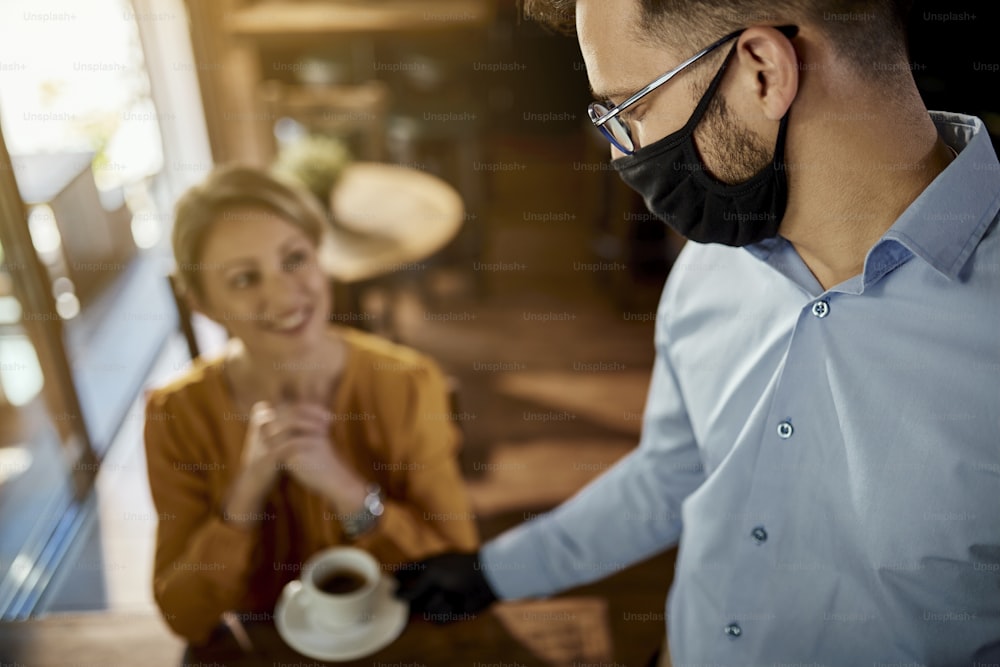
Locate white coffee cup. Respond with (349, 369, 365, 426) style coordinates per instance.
(299, 547, 381, 631)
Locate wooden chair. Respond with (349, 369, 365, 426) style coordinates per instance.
(167, 273, 201, 361)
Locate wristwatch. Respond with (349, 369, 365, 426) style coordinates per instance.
(341, 484, 384, 539)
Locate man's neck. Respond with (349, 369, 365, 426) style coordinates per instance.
(779, 104, 955, 291)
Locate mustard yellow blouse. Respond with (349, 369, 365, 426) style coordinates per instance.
(144, 327, 478, 643)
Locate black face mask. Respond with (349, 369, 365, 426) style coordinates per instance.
(612, 44, 790, 247)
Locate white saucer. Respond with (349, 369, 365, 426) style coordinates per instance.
(275, 575, 409, 661)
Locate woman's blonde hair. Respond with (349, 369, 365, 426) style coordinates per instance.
(172, 164, 328, 299)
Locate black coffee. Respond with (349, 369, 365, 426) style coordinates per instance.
(316, 569, 367, 595)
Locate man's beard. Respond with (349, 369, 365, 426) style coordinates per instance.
(697, 93, 773, 185)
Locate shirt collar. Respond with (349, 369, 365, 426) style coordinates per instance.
(746, 111, 1000, 288)
(876, 111, 1000, 281)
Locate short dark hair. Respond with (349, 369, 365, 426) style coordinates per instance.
(522, 0, 914, 84)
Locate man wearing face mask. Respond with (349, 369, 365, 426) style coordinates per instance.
(395, 0, 1000, 663)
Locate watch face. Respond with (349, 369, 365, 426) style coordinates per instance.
(363, 485, 384, 515)
(343, 488, 383, 538)
(365, 491, 385, 517)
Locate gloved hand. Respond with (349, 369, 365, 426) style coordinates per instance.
(393, 552, 498, 623)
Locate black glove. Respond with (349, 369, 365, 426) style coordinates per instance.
(393, 552, 498, 623)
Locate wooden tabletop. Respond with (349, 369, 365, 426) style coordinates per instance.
(0, 598, 613, 667)
(0, 611, 186, 667)
(320, 162, 465, 284)
(228, 0, 495, 39)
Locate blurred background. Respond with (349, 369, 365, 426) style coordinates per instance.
(0, 0, 994, 659)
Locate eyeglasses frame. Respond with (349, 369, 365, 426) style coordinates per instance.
(588, 25, 798, 155)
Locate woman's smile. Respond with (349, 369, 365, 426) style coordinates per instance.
(264, 305, 315, 335)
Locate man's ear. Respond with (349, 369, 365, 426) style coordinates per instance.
(735, 26, 799, 121)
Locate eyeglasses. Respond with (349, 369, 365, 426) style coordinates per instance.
(588, 26, 798, 155)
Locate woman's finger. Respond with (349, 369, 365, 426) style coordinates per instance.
(249, 401, 275, 428)
(261, 413, 330, 444)
(275, 402, 333, 424)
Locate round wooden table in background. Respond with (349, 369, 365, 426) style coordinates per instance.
(319, 162, 465, 285)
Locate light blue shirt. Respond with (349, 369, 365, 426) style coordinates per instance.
(481, 111, 1000, 664)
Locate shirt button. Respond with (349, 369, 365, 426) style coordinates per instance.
(811, 300, 830, 318)
(751, 526, 768, 544)
(777, 420, 794, 439)
(724, 623, 742, 638)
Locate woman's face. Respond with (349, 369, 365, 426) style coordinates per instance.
(195, 206, 330, 358)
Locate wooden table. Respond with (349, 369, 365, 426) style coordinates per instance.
(319, 162, 465, 331)
(320, 162, 465, 285)
(0, 611, 185, 667)
(0, 598, 613, 667)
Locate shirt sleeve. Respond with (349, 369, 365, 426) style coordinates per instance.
(353, 359, 479, 562)
(144, 389, 259, 645)
(479, 290, 705, 600)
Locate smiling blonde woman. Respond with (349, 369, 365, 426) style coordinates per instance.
(144, 165, 478, 644)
